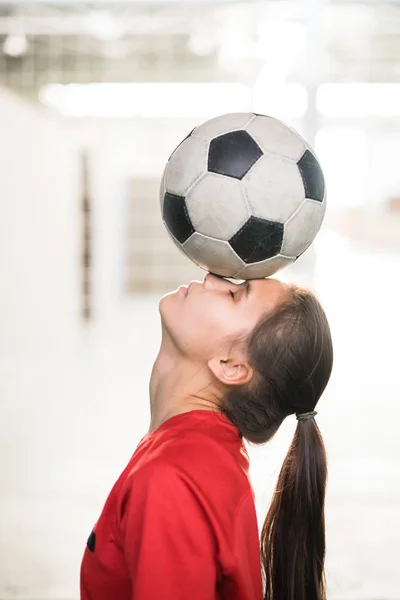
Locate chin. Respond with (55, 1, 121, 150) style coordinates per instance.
(158, 288, 179, 320)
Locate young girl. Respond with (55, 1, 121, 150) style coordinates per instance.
(81, 272, 333, 600)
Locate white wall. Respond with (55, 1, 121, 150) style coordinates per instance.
(72, 117, 200, 178)
(0, 111, 208, 600)
(0, 88, 81, 354)
(0, 88, 81, 599)
(0, 110, 201, 600)
(71, 117, 202, 315)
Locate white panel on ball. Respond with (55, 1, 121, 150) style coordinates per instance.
(186, 173, 250, 240)
(281, 199, 326, 257)
(233, 255, 294, 280)
(191, 112, 256, 142)
(245, 115, 306, 162)
(241, 154, 305, 223)
(183, 232, 245, 277)
(164, 135, 209, 197)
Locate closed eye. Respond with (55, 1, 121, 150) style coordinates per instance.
(229, 290, 236, 299)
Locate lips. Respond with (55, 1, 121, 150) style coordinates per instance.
(179, 285, 188, 297)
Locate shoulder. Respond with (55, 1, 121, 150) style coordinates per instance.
(128, 430, 250, 512)
(152, 428, 245, 481)
(118, 459, 214, 533)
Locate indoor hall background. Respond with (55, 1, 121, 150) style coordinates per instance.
(0, 1, 399, 599)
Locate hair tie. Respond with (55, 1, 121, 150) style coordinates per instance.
(296, 410, 317, 421)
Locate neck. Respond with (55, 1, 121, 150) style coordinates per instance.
(148, 336, 221, 435)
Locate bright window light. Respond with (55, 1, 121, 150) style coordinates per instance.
(39, 82, 253, 118)
(316, 128, 368, 208)
(318, 83, 400, 118)
(3, 34, 28, 57)
(252, 83, 307, 120)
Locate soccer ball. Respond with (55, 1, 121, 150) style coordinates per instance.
(160, 112, 326, 280)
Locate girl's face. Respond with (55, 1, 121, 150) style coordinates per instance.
(159, 273, 287, 362)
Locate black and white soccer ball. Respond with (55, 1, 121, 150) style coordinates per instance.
(160, 112, 326, 280)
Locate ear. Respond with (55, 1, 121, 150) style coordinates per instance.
(208, 355, 253, 387)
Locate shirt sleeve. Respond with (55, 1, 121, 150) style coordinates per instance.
(119, 462, 218, 600)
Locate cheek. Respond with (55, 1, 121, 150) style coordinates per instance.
(159, 293, 212, 340)
(188, 300, 238, 349)
(160, 293, 236, 357)
(180, 298, 228, 350)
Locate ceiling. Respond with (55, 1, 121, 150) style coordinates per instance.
(0, 1, 399, 101)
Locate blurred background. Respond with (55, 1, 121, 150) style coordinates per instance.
(0, 0, 399, 599)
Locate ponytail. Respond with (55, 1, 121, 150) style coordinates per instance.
(221, 285, 333, 598)
(260, 417, 328, 600)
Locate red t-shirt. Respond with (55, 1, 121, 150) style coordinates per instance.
(80, 409, 263, 600)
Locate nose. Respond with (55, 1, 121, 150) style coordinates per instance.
(203, 273, 227, 289)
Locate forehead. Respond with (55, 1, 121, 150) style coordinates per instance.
(250, 278, 288, 310)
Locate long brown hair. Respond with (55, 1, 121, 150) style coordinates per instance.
(220, 284, 333, 600)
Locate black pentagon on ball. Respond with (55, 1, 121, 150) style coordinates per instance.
(208, 130, 263, 180)
(163, 192, 195, 244)
(297, 149, 325, 202)
(229, 216, 284, 263)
